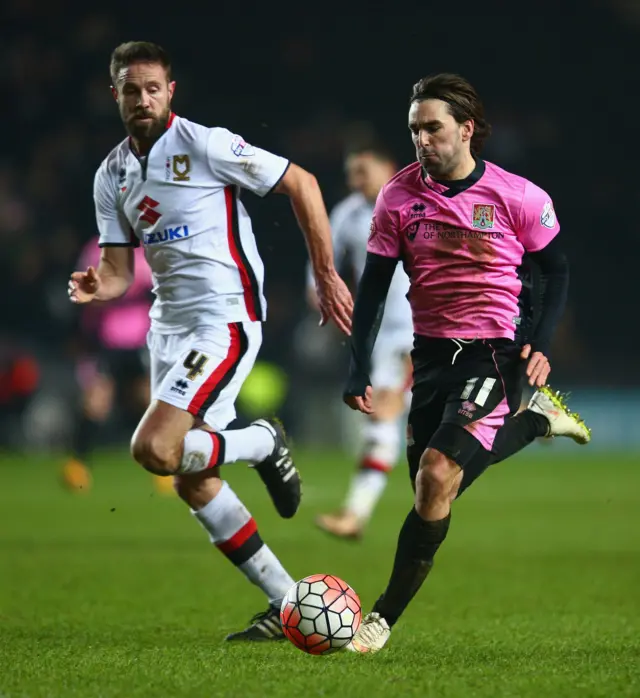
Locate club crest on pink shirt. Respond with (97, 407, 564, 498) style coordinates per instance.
(368, 217, 377, 241)
(472, 203, 495, 230)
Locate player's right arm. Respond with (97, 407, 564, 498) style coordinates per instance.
(206, 128, 352, 335)
(305, 203, 348, 312)
(343, 191, 399, 415)
(69, 162, 136, 304)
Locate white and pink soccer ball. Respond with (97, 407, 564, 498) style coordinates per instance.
(280, 574, 362, 655)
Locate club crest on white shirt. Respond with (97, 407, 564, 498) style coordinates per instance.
(230, 134, 255, 157)
(165, 154, 191, 182)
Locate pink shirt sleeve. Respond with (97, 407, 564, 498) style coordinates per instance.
(516, 181, 560, 252)
(366, 188, 401, 258)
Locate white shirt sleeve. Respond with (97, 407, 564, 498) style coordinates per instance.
(206, 128, 289, 197)
(94, 162, 137, 247)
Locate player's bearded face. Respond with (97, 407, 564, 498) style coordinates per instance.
(409, 99, 471, 179)
(114, 62, 175, 142)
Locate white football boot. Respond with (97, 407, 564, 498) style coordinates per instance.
(345, 612, 391, 653)
(527, 385, 591, 444)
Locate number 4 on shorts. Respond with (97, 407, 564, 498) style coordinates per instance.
(183, 351, 209, 380)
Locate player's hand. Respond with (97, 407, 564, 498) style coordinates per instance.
(521, 344, 550, 388)
(68, 266, 101, 304)
(344, 386, 374, 415)
(316, 269, 353, 335)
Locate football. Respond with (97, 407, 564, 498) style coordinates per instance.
(280, 574, 362, 655)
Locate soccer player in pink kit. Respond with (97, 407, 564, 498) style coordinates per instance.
(68, 42, 353, 641)
(63, 236, 154, 492)
(343, 74, 590, 653)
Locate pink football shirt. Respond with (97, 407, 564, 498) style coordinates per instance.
(79, 237, 153, 349)
(367, 160, 560, 340)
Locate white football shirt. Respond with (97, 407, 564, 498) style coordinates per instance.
(308, 192, 413, 336)
(94, 114, 289, 333)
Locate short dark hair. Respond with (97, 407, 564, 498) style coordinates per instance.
(344, 142, 396, 165)
(110, 41, 172, 84)
(410, 73, 491, 155)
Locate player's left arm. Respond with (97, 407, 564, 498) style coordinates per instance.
(516, 183, 569, 387)
(343, 252, 397, 414)
(206, 129, 352, 335)
(343, 189, 400, 414)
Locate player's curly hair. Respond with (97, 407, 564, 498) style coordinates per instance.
(410, 74, 491, 155)
(110, 41, 172, 84)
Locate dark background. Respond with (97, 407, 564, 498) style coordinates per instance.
(0, 0, 635, 448)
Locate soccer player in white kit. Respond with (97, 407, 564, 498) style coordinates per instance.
(68, 41, 353, 641)
(308, 145, 413, 540)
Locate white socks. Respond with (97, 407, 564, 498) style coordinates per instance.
(193, 481, 293, 604)
(343, 419, 402, 523)
(361, 419, 401, 466)
(177, 424, 275, 474)
(344, 469, 389, 523)
(220, 423, 275, 464)
(179, 429, 220, 473)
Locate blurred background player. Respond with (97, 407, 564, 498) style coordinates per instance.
(62, 236, 158, 492)
(308, 144, 413, 539)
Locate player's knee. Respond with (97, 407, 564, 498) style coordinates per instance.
(130, 432, 179, 476)
(416, 448, 459, 499)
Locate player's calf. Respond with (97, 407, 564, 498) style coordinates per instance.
(415, 447, 462, 520)
(173, 469, 223, 509)
(187, 479, 295, 640)
(349, 445, 457, 648)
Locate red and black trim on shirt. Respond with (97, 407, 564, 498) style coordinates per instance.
(99, 228, 140, 248)
(224, 186, 264, 322)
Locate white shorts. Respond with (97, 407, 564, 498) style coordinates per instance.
(147, 321, 262, 430)
(371, 330, 412, 392)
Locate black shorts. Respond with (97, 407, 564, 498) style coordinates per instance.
(407, 337, 525, 478)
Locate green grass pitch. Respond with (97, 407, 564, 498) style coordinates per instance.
(1, 447, 638, 697)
